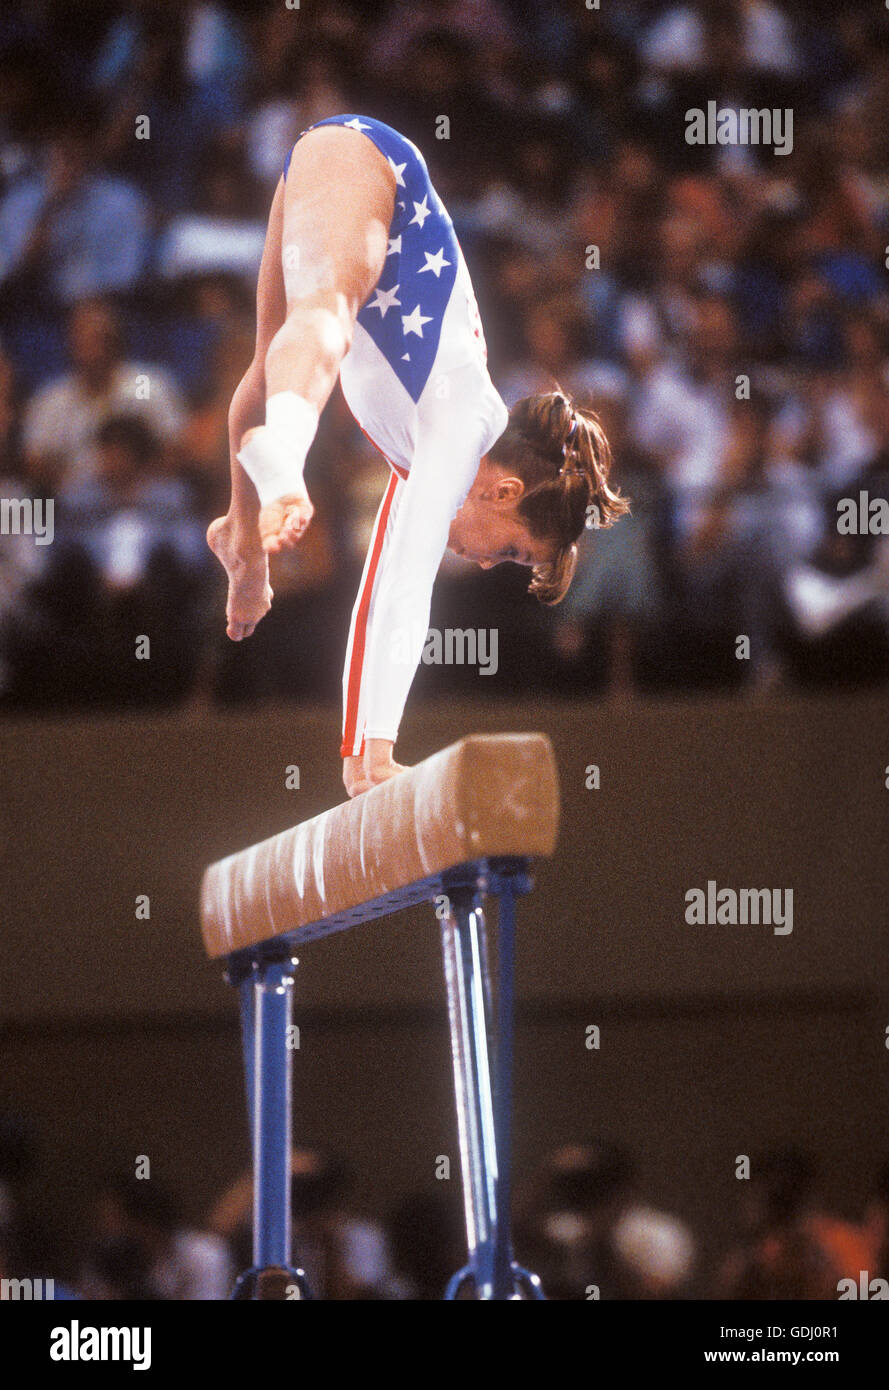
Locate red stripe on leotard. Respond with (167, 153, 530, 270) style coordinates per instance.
(340, 468, 400, 758)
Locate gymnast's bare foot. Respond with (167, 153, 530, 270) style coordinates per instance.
(207, 515, 273, 641)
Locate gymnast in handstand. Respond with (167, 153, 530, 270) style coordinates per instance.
(207, 115, 628, 798)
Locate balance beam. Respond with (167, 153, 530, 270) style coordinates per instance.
(200, 732, 559, 960)
(200, 732, 560, 1300)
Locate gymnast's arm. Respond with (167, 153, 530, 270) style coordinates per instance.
(344, 380, 501, 795)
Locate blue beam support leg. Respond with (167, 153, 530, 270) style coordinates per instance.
(442, 859, 544, 1300)
(227, 951, 311, 1299)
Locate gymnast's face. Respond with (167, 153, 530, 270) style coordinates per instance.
(447, 458, 555, 570)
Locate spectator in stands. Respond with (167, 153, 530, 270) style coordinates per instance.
(93, 10, 221, 217)
(92, 0, 247, 136)
(21, 297, 185, 494)
(639, 0, 800, 79)
(497, 293, 608, 408)
(59, 414, 205, 591)
(156, 139, 266, 287)
(673, 395, 790, 688)
(5, 412, 209, 711)
(0, 105, 149, 308)
(79, 1173, 233, 1300)
(515, 1140, 695, 1299)
(716, 1146, 872, 1299)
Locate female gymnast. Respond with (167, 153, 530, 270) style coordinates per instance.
(207, 115, 629, 798)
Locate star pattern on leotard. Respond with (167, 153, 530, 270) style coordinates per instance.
(417, 247, 451, 277)
(401, 304, 433, 336)
(367, 284, 401, 317)
(308, 115, 460, 402)
(409, 196, 432, 229)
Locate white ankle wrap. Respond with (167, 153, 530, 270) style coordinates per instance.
(237, 392, 319, 508)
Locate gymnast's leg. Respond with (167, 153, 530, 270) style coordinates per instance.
(208, 126, 396, 640)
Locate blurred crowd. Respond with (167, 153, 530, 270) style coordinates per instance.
(1, 1113, 887, 1299)
(1, 0, 889, 710)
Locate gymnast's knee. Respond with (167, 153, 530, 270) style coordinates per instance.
(265, 300, 353, 382)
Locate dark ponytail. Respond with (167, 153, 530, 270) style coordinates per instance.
(487, 389, 630, 603)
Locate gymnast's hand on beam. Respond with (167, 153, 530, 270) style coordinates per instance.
(343, 739, 409, 798)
